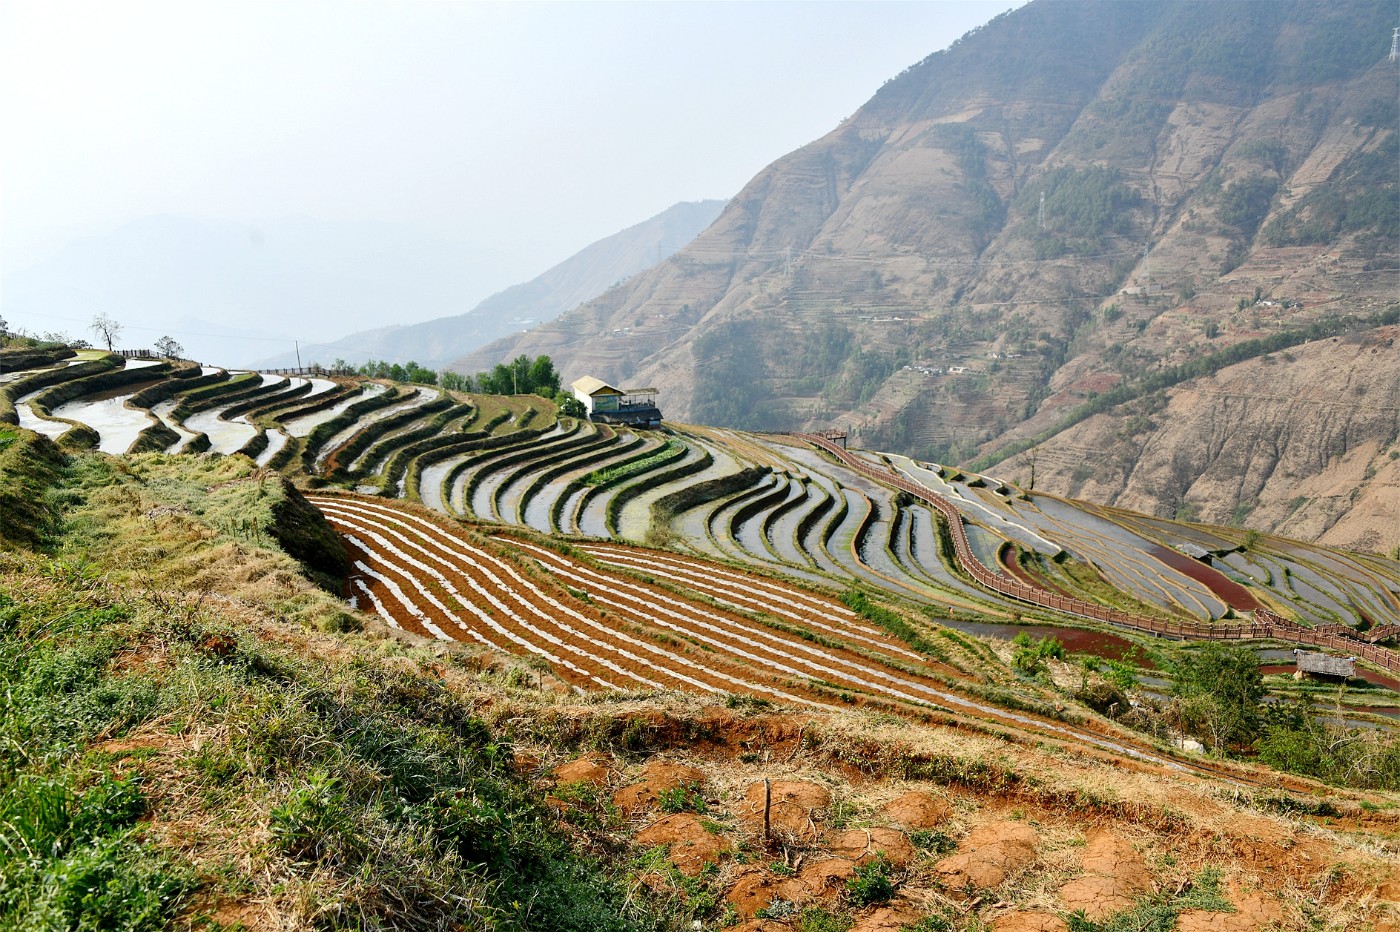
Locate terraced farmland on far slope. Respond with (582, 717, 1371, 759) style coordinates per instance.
(5, 351, 1400, 699)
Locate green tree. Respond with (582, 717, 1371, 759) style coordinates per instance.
(526, 355, 560, 394)
(403, 361, 437, 385)
(1171, 643, 1264, 754)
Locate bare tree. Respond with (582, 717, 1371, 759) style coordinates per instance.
(90, 313, 123, 352)
(1015, 446, 1039, 491)
(154, 335, 184, 359)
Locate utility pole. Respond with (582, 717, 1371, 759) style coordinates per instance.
(295, 340, 302, 370)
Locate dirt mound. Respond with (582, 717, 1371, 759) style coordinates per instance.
(994, 912, 1069, 932)
(881, 789, 953, 829)
(851, 904, 924, 931)
(612, 759, 706, 811)
(724, 866, 807, 919)
(827, 827, 917, 867)
(1078, 831, 1150, 883)
(738, 779, 831, 839)
(1058, 875, 1143, 922)
(551, 755, 610, 786)
(934, 820, 1039, 890)
(1058, 830, 1153, 919)
(796, 857, 857, 902)
(635, 813, 730, 876)
(723, 857, 859, 917)
(1175, 886, 1286, 932)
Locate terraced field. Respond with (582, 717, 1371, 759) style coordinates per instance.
(6, 351, 1400, 695)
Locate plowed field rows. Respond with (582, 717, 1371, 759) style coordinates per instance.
(310, 494, 986, 714)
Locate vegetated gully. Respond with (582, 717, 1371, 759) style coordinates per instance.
(310, 493, 1281, 786)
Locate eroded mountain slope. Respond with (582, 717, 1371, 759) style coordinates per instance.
(452, 0, 1398, 549)
(988, 325, 1400, 555)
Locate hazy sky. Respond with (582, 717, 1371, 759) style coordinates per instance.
(2, 0, 1019, 342)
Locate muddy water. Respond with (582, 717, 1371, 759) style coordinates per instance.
(183, 410, 257, 455)
(316, 389, 438, 470)
(704, 475, 777, 563)
(734, 478, 796, 564)
(256, 430, 289, 466)
(14, 388, 72, 440)
(498, 432, 610, 527)
(282, 384, 383, 438)
(51, 393, 154, 454)
(522, 439, 655, 534)
(418, 456, 462, 514)
(614, 443, 715, 542)
(1147, 545, 1262, 611)
(893, 455, 1059, 556)
(277, 376, 334, 397)
(942, 619, 1158, 668)
(577, 494, 611, 539)
(151, 400, 200, 451)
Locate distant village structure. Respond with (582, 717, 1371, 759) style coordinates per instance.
(570, 376, 663, 428)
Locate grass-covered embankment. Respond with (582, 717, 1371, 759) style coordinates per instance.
(0, 445, 680, 931)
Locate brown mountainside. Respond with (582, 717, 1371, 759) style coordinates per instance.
(453, 0, 1399, 551)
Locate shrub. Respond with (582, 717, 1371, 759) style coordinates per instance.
(1170, 643, 1263, 753)
(657, 782, 707, 814)
(1012, 632, 1064, 676)
(845, 856, 894, 906)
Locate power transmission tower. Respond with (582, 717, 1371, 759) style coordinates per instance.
(1390, 26, 1399, 62)
(1142, 243, 1152, 294)
(1038, 192, 1046, 231)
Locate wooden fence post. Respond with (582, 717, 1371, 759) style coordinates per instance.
(763, 777, 772, 848)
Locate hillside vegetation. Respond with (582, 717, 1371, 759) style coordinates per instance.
(454, 0, 1399, 551)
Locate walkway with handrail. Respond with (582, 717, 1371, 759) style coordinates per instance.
(792, 433, 1400, 674)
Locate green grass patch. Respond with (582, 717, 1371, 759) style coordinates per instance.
(1067, 867, 1231, 932)
(583, 440, 681, 486)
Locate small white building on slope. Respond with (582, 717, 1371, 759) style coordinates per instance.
(570, 376, 662, 427)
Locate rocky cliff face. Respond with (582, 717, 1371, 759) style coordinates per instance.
(989, 325, 1400, 556)
(452, 0, 1398, 550)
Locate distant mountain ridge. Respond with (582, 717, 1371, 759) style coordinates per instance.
(454, 0, 1399, 551)
(1, 214, 491, 367)
(259, 200, 725, 370)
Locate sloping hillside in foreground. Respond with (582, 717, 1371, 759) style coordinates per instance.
(2, 346, 1400, 930)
